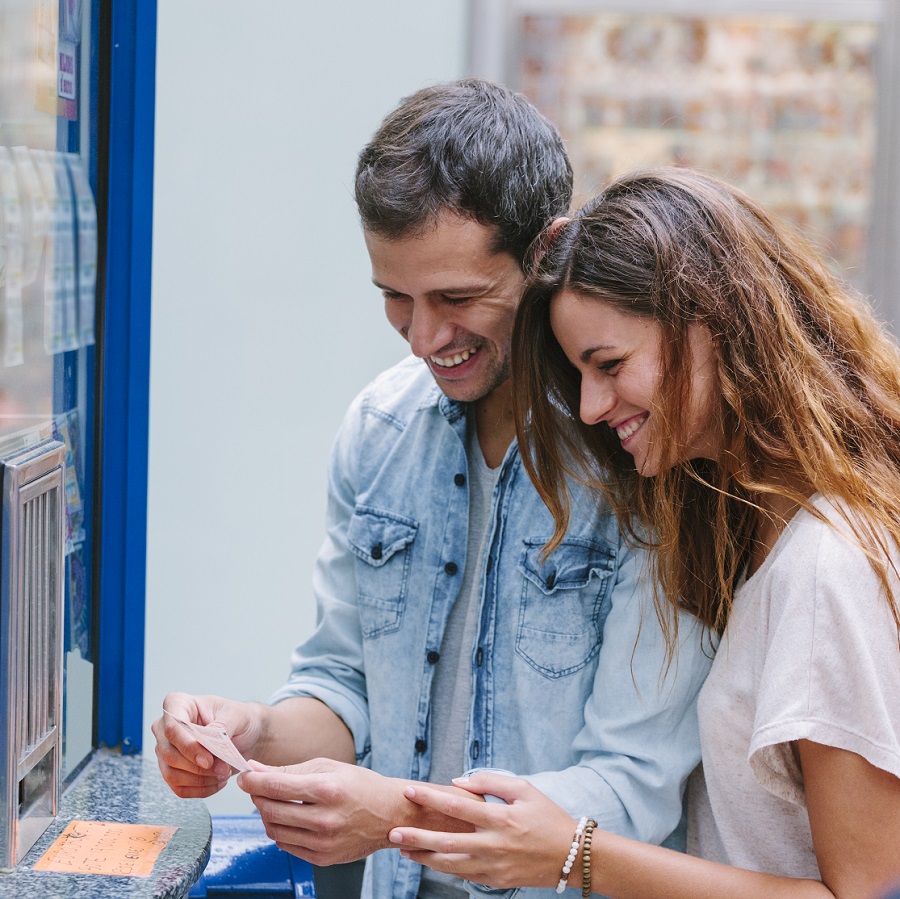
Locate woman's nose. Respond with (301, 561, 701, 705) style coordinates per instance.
(580, 377, 615, 426)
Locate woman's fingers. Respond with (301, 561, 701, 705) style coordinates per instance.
(401, 783, 502, 828)
(392, 832, 523, 890)
(390, 824, 480, 853)
(391, 784, 509, 854)
(452, 771, 532, 803)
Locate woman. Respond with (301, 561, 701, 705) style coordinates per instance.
(386, 168, 900, 898)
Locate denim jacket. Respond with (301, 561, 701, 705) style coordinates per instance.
(271, 356, 712, 899)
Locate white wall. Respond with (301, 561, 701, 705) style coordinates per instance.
(145, 1, 468, 814)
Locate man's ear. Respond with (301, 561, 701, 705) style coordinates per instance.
(532, 216, 571, 271)
(546, 216, 570, 243)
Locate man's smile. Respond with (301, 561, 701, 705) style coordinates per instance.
(429, 347, 478, 368)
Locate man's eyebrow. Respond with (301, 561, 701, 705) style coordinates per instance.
(371, 280, 492, 298)
(434, 285, 489, 298)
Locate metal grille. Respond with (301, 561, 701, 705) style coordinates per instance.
(20, 481, 59, 754)
(0, 439, 65, 869)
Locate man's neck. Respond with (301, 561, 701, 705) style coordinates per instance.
(473, 380, 516, 469)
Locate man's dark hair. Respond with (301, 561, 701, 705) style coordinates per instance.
(354, 78, 573, 269)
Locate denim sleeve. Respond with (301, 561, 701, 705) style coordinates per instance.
(268, 392, 372, 765)
(523, 538, 713, 845)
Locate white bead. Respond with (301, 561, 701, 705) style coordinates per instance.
(556, 816, 588, 894)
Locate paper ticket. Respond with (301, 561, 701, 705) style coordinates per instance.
(164, 710, 251, 773)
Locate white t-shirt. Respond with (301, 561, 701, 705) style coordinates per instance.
(687, 494, 900, 876)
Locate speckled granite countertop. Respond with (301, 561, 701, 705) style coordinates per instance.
(0, 750, 211, 898)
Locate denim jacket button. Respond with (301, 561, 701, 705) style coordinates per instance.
(415, 739, 428, 753)
(370, 543, 383, 560)
(444, 561, 458, 575)
(454, 473, 466, 486)
(427, 650, 440, 664)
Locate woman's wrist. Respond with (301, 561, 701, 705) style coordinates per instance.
(556, 816, 588, 893)
(580, 819, 598, 897)
(565, 818, 598, 894)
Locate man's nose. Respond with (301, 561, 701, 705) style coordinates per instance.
(580, 377, 616, 426)
(407, 302, 453, 358)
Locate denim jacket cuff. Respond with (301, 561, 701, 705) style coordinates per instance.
(465, 885, 520, 898)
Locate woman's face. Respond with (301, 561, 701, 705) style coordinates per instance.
(549, 289, 720, 477)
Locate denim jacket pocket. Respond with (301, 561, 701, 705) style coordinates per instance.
(347, 505, 419, 638)
(516, 536, 615, 678)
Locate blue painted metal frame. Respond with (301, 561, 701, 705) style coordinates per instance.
(96, 0, 157, 753)
(188, 817, 316, 898)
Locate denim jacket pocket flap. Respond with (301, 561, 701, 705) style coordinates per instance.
(348, 506, 419, 638)
(516, 537, 615, 678)
(347, 506, 419, 567)
(519, 536, 615, 594)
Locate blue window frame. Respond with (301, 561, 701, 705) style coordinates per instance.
(94, 0, 157, 753)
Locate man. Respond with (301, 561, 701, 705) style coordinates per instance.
(152, 78, 710, 899)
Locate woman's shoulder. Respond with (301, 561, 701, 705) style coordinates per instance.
(741, 493, 898, 644)
(773, 493, 896, 575)
(757, 494, 898, 641)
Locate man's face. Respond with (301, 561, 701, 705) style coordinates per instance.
(365, 212, 525, 405)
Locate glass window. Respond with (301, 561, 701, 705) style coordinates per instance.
(1, 0, 97, 781)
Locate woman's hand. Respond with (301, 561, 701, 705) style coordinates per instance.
(388, 771, 580, 891)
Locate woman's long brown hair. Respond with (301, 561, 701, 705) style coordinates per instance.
(513, 168, 900, 656)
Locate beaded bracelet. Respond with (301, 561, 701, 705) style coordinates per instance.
(581, 818, 598, 898)
(555, 816, 587, 893)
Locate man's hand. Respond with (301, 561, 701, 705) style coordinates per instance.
(237, 758, 407, 865)
(152, 692, 266, 799)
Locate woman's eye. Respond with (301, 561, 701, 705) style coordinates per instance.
(598, 359, 622, 373)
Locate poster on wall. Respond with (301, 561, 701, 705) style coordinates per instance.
(34, 0, 59, 115)
(35, 0, 81, 120)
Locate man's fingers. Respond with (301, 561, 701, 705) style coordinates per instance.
(169, 781, 230, 800)
(238, 770, 326, 803)
(155, 715, 233, 777)
(251, 795, 312, 826)
(157, 759, 229, 798)
(268, 838, 347, 868)
(251, 805, 355, 867)
(157, 754, 227, 790)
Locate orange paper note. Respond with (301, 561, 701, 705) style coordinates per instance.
(33, 820, 178, 876)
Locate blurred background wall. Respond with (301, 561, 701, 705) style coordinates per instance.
(144, 0, 898, 815)
(144, 1, 468, 814)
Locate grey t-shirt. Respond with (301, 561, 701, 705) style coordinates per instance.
(419, 421, 500, 899)
(687, 495, 900, 877)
